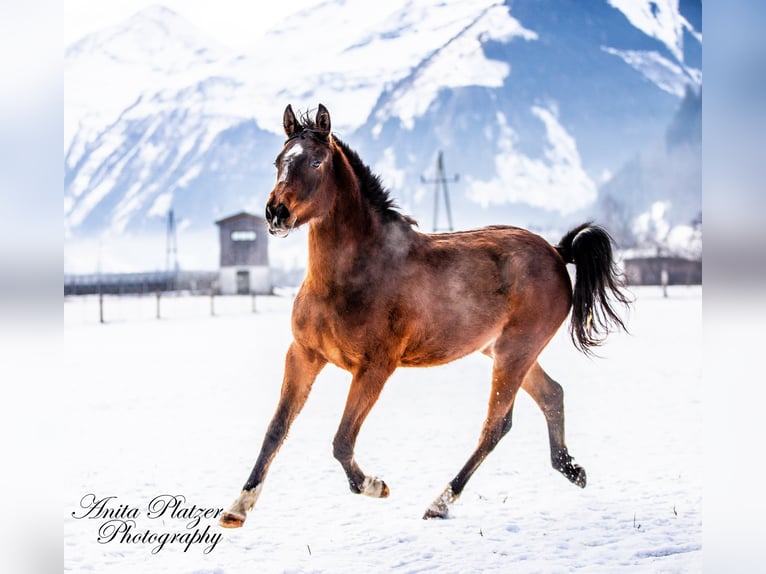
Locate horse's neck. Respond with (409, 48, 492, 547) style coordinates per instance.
(305, 189, 376, 275)
(305, 148, 410, 286)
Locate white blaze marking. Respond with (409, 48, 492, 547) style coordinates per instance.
(284, 142, 304, 161)
(278, 143, 304, 183)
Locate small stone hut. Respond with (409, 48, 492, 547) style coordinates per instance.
(215, 212, 271, 294)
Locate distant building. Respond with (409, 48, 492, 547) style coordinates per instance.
(215, 212, 271, 294)
(623, 256, 701, 286)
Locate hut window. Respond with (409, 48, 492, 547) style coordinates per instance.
(231, 230, 257, 242)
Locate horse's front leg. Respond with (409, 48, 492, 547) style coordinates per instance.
(219, 342, 326, 528)
(333, 363, 395, 498)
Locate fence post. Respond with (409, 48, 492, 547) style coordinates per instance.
(156, 290, 161, 319)
(251, 293, 257, 313)
(210, 291, 215, 317)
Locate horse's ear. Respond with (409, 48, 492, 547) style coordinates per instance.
(316, 104, 331, 139)
(283, 104, 298, 137)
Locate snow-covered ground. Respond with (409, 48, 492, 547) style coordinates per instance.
(64, 285, 702, 573)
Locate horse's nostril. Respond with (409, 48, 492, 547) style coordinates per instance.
(275, 204, 290, 221)
(266, 203, 290, 228)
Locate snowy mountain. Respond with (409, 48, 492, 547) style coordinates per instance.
(598, 85, 701, 257)
(64, 0, 701, 272)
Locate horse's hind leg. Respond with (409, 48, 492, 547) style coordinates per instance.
(333, 363, 395, 498)
(522, 362, 586, 487)
(423, 330, 536, 519)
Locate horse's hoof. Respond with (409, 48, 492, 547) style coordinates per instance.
(422, 506, 449, 520)
(218, 511, 246, 528)
(422, 485, 455, 519)
(572, 465, 587, 488)
(555, 453, 587, 489)
(559, 462, 587, 488)
(360, 476, 390, 498)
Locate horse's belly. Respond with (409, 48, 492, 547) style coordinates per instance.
(399, 348, 475, 367)
(398, 322, 500, 367)
(292, 286, 504, 371)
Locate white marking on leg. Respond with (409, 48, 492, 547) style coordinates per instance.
(226, 484, 262, 518)
(360, 476, 386, 498)
(424, 485, 458, 519)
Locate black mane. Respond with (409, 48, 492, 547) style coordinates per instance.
(334, 138, 412, 224)
(295, 110, 415, 226)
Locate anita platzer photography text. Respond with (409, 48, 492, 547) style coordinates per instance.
(72, 494, 223, 554)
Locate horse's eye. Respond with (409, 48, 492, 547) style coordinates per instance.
(311, 160, 321, 169)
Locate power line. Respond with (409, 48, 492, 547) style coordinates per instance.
(421, 150, 458, 232)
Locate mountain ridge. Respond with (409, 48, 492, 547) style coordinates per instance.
(64, 0, 701, 273)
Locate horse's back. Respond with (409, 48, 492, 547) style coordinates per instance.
(416, 225, 569, 292)
(393, 225, 572, 366)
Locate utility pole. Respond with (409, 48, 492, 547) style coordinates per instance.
(421, 150, 458, 232)
(165, 208, 179, 291)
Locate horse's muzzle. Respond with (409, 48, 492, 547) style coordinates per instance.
(265, 203, 292, 238)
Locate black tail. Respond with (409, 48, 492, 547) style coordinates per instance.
(556, 223, 632, 355)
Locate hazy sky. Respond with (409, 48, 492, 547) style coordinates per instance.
(64, 0, 323, 50)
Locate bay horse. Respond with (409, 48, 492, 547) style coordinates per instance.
(220, 104, 630, 527)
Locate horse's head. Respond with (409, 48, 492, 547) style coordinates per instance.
(266, 104, 335, 237)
